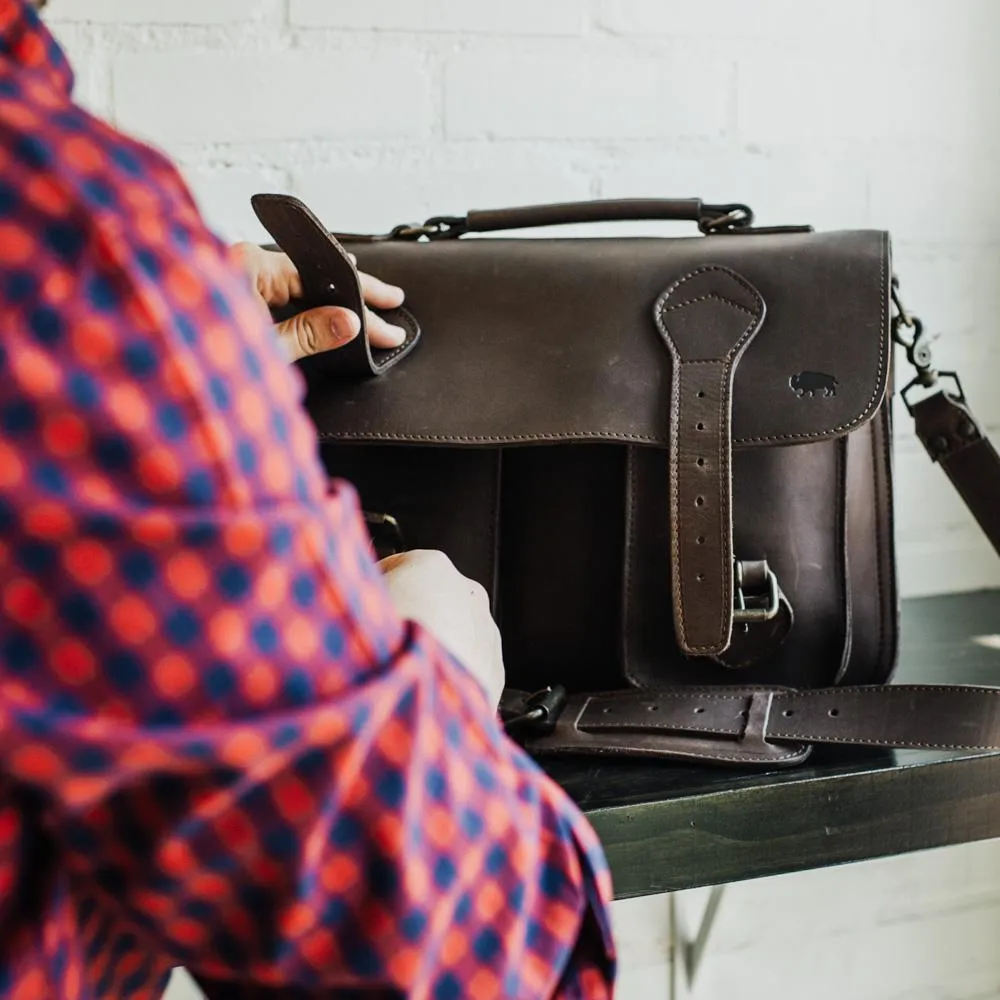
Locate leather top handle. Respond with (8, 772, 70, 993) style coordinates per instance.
(383, 198, 813, 241)
(462, 198, 752, 234)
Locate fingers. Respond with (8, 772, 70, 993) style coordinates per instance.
(234, 242, 407, 353)
(365, 308, 407, 349)
(235, 243, 402, 314)
(275, 306, 361, 362)
(275, 305, 405, 359)
(359, 270, 405, 310)
(233, 244, 299, 307)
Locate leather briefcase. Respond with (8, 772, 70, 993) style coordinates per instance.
(252, 193, 1000, 768)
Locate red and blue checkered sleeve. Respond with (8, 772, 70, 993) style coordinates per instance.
(0, 55, 616, 999)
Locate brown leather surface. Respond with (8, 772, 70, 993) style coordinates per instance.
(654, 266, 766, 655)
(287, 204, 897, 698)
(622, 436, 860, 690)
(250, 193, 421, 381)
(256, 194, 1000, 767)
(510, 683, 1000, 764)
(304, 230, 890, 448)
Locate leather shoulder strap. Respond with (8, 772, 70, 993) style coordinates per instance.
(893, 277, 1000, 559)
(503, 683, 1000, 766)
(911, 390, 1000, 556)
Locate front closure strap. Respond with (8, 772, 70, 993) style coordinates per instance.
(654, 266, 767, 656)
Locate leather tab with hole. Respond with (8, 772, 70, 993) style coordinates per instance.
(251, 193, 421, 379)
(654, 266, 767, 656)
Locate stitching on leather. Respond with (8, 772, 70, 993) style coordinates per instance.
(736, 234, 890, 444)
(781, 685, 1000, 697)
(316, 431, 668, 443)
(371, 305, 420, 370)
(777, 736, 993, 750)
(873, 410, 891, 680)
(655, 264, 764, 315)
(654, 266, 764, 654)
(774, 724, 1000, 751)
(676, 358, 739, 366)
(832, 435, 853, 684)
(661, 293, 757, 317)
(667, 345, 685, 646)
(595, 690, 748, 700)
(540, 742, 805, 763)
(590, 723, 743, 737)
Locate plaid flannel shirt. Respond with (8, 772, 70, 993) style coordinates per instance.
(0, 2, 616, 996)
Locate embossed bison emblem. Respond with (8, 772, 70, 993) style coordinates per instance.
(789, 371, 838, 397)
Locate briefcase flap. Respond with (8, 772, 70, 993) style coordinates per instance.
(304, 228, 891, 449)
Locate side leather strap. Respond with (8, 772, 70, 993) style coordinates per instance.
(654, 266, 767, 656)
(251, 193, 421, 378)
(911, 389, 1000, 558)
(507, 684, 1000, 767)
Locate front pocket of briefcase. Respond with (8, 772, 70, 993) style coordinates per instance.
(319, 443, 502, 600)
(496, 444, 627, 694)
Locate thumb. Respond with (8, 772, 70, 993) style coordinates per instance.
(275, 306, 361, 362)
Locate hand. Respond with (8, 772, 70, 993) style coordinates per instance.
(232, 242, 407, 362)
(378, 550, 505, 712)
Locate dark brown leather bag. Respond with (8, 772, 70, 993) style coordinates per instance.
(252, 193, 1000, 768)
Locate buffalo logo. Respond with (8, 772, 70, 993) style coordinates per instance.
(789, 371, 838, 398)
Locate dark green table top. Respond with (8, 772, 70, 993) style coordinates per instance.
(544, 589, 1000, 899)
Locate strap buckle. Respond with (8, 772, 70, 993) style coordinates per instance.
(390, 215, 468, 241)
(892, 275, 968, 416)
(698, 203, 754, 234)
(732, 560, 780, 623)
(503, 685, 569, 737)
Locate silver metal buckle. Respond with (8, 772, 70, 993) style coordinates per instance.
(732, 561, 780, 623)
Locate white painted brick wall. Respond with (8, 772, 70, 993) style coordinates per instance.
(444, 44, 731, 140)
(40, 1, 1000, 997)
(289, 0, 587, 35)
(113, 50, 434, 145)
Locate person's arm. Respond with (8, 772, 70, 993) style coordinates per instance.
(0, 106, 616, 998)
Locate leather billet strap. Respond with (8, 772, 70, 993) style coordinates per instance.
(505, 684, 1000, 767)
(653, 266, 767, 656)
(251, 193, 421, 378)
(911, 389, 1000, 558)
(893, 277, 1000, 559)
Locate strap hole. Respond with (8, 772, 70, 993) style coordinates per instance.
(783, 709, 794, 717)
(646, 704, 659, 712)
(696, 422, 705, 431)
(697, 390, 705, 398)
(696, 457, 706, 467)
(694, 707, 705, 714)
(828, 708, 839, 718)
(695, 496, 704, 507)
(696, 573, 705, 581)
(697, 535, 706, 545)
(602, 707, 613, 714)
